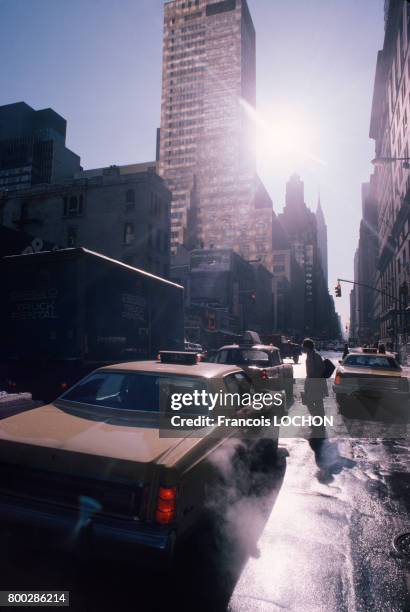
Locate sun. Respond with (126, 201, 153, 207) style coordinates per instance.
(255, 108, 316, 162)
(239, 99, 325, 168)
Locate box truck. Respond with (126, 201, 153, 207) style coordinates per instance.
(0, 248, 184, 401)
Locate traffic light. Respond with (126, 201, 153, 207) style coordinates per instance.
(335, 282, 342, 298)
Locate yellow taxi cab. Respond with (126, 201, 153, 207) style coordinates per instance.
(333, 348, 409, 407)
(0, 352, 283, 565)
(212, 343, 294, 404)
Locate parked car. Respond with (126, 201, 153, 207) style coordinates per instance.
(211, 342, 294, 404)
(0, 351, 282, 566)
(333, 349, 409, 407)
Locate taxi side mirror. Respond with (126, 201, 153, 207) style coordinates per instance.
(338, 360, 343, 364)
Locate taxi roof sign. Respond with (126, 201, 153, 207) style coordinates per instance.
(159, 351, 198, 365)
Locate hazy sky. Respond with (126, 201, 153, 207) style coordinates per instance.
(0, 0, 385, 327)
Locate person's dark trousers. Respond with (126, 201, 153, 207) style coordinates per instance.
(307, 398, 326, 441)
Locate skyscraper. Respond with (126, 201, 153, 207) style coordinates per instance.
(159, 0, 274, 272)
(278, 174, 337, 337)
(316, 196, 328, 285)
(0, 102, 81, 191)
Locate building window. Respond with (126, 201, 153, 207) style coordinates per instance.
(150, 193, 160, 216)
(124, 222, 135, 244)
(67, 227, 77, 247)
(63, 194, 83, 217)
(126, 189, 135, 204)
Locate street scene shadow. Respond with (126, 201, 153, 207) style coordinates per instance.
(308, 437, 356, 484)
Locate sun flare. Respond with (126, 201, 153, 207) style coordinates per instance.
(255, 109, 317, 161)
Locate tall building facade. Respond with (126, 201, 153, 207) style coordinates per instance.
(159, 0, 274, 272)
(278, 174, 318, 333)
(170, 246, 273, 345)
(369, 0, 410, 360)
(277, 174, 338, 338)
(350, 181, 380, 344)
(316, 197, 328, 285)
(271, 214, 305, 336)
(0, 102, 81, 191)
(349, 248, 360, 340)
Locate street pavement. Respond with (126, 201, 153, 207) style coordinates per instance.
(228, 353, 410, 612)
(0, 352, 409, 612)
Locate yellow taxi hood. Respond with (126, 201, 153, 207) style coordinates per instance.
(0, 403, 187, 465)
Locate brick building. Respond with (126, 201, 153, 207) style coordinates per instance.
(0, 164, 171, 279)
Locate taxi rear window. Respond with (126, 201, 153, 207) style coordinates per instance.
(223, 349, 272, 367)
(344, 355, 399, 369)
(59, 371, 209, 412)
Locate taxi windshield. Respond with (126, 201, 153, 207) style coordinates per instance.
(344, 354, 400, 369)
(59, 371, 209, 412)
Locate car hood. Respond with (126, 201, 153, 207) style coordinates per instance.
(0, 403, 191, 469)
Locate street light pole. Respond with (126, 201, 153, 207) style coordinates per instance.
(337, 278, 408, 356)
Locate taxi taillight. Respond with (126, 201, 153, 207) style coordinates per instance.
(155, 486, 177, 525)
(260, 369, 269, 381)
(334, 373, 342, 385)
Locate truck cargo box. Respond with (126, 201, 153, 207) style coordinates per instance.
(0, 248, 184, 400)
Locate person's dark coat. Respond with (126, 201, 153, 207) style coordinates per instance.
(304, 349, 328, 401)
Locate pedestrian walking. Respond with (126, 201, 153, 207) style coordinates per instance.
(342, 343, 349, 360)
(302, 338, 328, 440)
